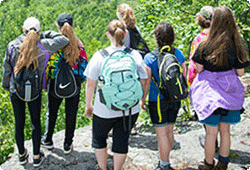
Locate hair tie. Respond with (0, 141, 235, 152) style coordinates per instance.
(28, 29, 36, 34)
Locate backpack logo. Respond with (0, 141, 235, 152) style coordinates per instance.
(98, 48, 143, 111)
(14, 65, 41, 102)
(152, 46, 188, 102)
(54, 55, 78, 98)
(59, 82, 71, 89)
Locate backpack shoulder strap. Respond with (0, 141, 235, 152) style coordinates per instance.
(151, 50, 161, 58)
(99, 49, 109, 58)
(37, 42, 51, 89)
(124, 47, 132, 54)
(169, 47, 175, 55)
(9, 45, 15, 67)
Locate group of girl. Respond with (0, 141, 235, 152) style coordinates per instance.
(2, 3, 249, 170)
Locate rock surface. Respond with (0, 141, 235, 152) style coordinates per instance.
(1, 75, 250, 170)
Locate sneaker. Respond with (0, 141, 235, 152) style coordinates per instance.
(155, 161, 174, 170)
(214, 160, 229, 170)
(198, 159, 215, 170)
(33, 152, 45, 168)
(19, 149, 29, 165)
(94, 164, 110, 170)
(64, 143, 73, 155)
(41, 139, 54, 150)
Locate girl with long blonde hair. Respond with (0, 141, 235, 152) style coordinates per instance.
(2, 17, 69, 167)
(41, 13, 88, 155)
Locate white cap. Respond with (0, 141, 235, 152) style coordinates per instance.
(23, 17, 40, 32)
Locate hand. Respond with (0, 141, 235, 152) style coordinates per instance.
(140, 98, 147, 111)
(85, 105, 94, 118)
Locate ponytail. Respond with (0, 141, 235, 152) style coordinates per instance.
(60, 23, 79, 66)
(114, 28, 125, 46)
(108, 20, 126, 46)
(123, 9, 135, 29)
(117, 3, 135, 29)
(14, 30, 39, 75)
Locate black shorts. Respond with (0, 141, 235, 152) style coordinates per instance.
(148, 99, 180, 126)
(92, 113, 138, 154)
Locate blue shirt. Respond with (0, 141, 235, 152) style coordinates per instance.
(144, 48, 186, 101)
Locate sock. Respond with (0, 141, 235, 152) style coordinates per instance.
(218, 154, 230, 163)
(160, 160, 170, 167)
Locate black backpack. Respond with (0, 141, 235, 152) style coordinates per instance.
(14, 65, 41, 102)
(10, 42, 49, 102)
(151, 46, 188, 102)
(54, 57, 78, 98)
(127, 27, 150, 58)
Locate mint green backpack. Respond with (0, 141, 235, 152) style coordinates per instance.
(99, 48, 143, 111)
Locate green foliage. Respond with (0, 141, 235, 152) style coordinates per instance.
(135, 0, 250, 58)
(0, 0, 138, 164)
(0, 0, 250, 165)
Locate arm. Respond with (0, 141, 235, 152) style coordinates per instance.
(196, 63, 204, 73)
(140, 66, 151, 110)
(181, 62, 187, 79)
(2, 47, 13, 91)
(175, 48, 186, 78)
(85, 78, 97, 118)
(236, 68, 244, 77)
(40, 30, 69, 55)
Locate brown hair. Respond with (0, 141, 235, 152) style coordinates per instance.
(198, 6, 248, 67)
(59, 23, 79, 66)
(197, 15, 212, 29)
(154, 22, 175, 50)
(108, 20, 126, 46)
(14, 30, 39, 75)
(117, 3, 135, 29)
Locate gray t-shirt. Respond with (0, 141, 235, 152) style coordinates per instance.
(84, 45, 148, 118)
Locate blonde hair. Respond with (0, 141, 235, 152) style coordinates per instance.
(60, 23, 79, 66)
(108, 20, 126, 46)
(117, 3, 135, 29)
(14, 30, 39, 75)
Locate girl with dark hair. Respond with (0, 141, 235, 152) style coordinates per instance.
(41, 13, 87, 155)
(142, 22, 186, 170)
(84, 20, 148, 170)
(2, 17, 69, 167)
(190, 6, 249, 170)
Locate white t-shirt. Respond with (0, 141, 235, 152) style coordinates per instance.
(84, 45, 148, 118)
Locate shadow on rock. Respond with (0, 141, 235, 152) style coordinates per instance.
(129, 134, 181, 151)
(228, 149, 250, 165)
(20, 148, 114, 170)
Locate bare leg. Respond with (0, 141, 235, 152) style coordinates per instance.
(154, 125, 174, 162)
(204, 125, 219, 164)
(113, 153, 127, 170)
(218, 123, 230, 157)
(95, 148, 108, 170)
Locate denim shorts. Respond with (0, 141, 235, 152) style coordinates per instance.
(199, 110, 241, 127)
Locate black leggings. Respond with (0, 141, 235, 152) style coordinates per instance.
(10, 93, 41, 155)
(42, 79, 80, 145)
